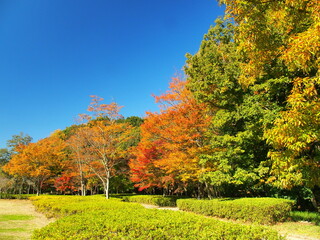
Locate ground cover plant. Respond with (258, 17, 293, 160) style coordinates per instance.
(122, 195, 178, 207)
(31, 195, 283, 240)
(177, 198, 294, 225)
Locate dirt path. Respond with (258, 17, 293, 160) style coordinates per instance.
(0, 199, 54, 240)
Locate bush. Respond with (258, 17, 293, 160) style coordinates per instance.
(31, 195, 284, 240)
(122, 195, 178, 207)
(30, 195, 143, 218)
(177, 198, 294, 225)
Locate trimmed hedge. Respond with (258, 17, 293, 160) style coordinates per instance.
(0, 193, 35, 199)
(30, 195, 143, 218)
(122, 195, 178, 207)
(177, 198, 294, 225)
(31, 195, 284, 240)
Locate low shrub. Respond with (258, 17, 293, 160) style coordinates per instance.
(30, 195, 143, 218)
(122, 195, 178, 207)
(31, 195, 284, 240)
(177, 198, 294, 225)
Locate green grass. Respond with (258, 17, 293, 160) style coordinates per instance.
(0, 228, 25, 233)
(272, 221, 320, 239)
(290, 211, 320, 225)
(0, 214, 31, 240)
(0, 215, 34, 221)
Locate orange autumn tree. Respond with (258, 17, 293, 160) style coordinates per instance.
(130, 77, 212, 194)
(74, 96, 134, 199)
(3, 131, 66, 195)
(129, 140, 166, 192)
(66, 125, 91, 196)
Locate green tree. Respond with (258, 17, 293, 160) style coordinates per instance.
(185, 18, 264, 197)
(219, 0, 320, 208)
(185, 16, 294, 197)
(7, 132, 32, 153)
(0, 148, 11, 166)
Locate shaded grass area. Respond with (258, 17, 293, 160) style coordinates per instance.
(270, 211, 320, 239)
(290, 211, 320, 225)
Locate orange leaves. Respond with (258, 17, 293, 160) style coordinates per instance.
(3, 132, 67, 194)
(129, 141, 164, 191)
(153, 77, 191, 109)
(67, 96, 134, 198)
(87, 95, 123, 121)
(130, 78, 211, 192)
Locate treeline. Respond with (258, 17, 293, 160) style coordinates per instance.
(1, 0, 319, 211)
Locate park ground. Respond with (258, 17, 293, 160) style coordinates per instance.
(0, 200, 53, 240)
(0, 199, 319, 240)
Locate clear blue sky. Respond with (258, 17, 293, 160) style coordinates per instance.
(0, 0, 224, 148)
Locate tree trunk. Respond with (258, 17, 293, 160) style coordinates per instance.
(204, 182, 213, 200)
(311, 185, 320, 212)
(81, 182, 86, 196)
(106, 174, 110, 199)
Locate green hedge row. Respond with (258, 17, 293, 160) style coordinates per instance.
(0, 193, 36, 199)
(177, 198, 294, 225)
(122, 195, 178, 207)
(31, 195, 143, 218)
(31, 195, 284, 240)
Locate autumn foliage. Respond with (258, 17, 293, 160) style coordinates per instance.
(3, 132, 66, 195)
(1, 1, 319, 211)
(130, 78, 212, 193)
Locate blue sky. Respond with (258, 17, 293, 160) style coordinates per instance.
(0, 0, 224, 148)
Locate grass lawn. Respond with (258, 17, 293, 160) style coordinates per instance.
(271, 221, 320, 239)
(0, 214, 34, 240)
(0, 200, 53, 240)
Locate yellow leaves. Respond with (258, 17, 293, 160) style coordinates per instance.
(3, 135, 67, 183)
(220, 0, 319, 88)
(282, 23, 320, 72)
(265, 76, 320, 188)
